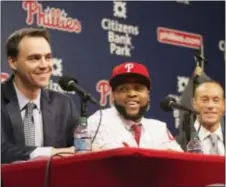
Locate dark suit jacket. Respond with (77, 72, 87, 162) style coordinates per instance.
(1, 76, 79, 163)
(176, 72, 225, 150)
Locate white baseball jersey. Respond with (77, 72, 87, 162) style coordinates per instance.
(88, 106, 183, 152)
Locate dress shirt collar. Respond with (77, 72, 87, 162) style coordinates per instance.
(112, 105, 144, 130)
(13, 82, 41, 112)
(194, 120, 223, 141)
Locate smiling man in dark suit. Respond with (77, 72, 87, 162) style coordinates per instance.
(1, 27, 79, 163)
(176, 67, 225, 153)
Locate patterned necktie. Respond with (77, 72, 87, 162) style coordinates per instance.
(209, 134, 219, 155)
(131, 124, 142, 145)
(23, 102, 36, 146)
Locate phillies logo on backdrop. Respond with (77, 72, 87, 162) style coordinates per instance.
(22, 0, 82, 33)
(169, 76, 189, 129)
(96, 80, 113, 107)
(1, 72, 10, 83)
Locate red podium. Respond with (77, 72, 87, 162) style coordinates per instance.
(1, 148, 225, 187)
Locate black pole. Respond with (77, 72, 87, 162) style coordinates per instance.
(184, 48, 203, 145)
(80, 96, 88, 118)
(184, 111, 190, 146)
(184, 111, 192, 145)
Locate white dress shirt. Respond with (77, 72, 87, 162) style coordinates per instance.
(194, 120, 225, 156)
(14, 83, 52, 159)
(88, 106, 183, 152)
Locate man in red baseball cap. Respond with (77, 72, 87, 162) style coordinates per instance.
(88, 62, 183, 151)
(109, 62, 151, 122)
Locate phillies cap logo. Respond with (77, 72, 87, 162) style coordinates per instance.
(124, 63, 134, 72)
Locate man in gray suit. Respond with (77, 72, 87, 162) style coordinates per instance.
(176, 67, 224, 151)
(1, 27, 79, 163)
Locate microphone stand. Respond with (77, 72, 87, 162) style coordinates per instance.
(184, 110, 197, 147)
(80, 94, 89, 123)
(189, 111, 197, 140)
(185, 46, 206, 145)
(193, 44, 208, 95)
(193, 46, 204, 96)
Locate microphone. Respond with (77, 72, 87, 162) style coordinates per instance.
(160, 96, 199, 115)
(58, 76, 100, 106)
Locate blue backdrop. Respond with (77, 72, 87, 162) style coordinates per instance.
(1, 0, 225, 134)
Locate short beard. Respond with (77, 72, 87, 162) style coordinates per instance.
(114, 101, 149, 122)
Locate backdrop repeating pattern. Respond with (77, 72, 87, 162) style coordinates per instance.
(1, 1, 225, 134)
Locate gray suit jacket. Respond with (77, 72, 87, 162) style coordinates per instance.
(176, 72, 225, 150)
(1, 76, 79, 163)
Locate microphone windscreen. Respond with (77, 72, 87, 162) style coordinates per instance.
(160, 96, 176, 112)
(58, 76, 78, 91)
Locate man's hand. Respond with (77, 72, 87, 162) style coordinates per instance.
(51, 146, 75, 157)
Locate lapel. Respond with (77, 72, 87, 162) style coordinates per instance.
(41, 89, 55, 146)
(2, 77, 58, 146)
(2, 76, 25, 145)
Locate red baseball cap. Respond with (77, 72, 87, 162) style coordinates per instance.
(109, 62, 151, 90)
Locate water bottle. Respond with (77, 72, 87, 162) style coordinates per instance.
(186, 132, 203, 153)
(74, 116, 92, 152)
